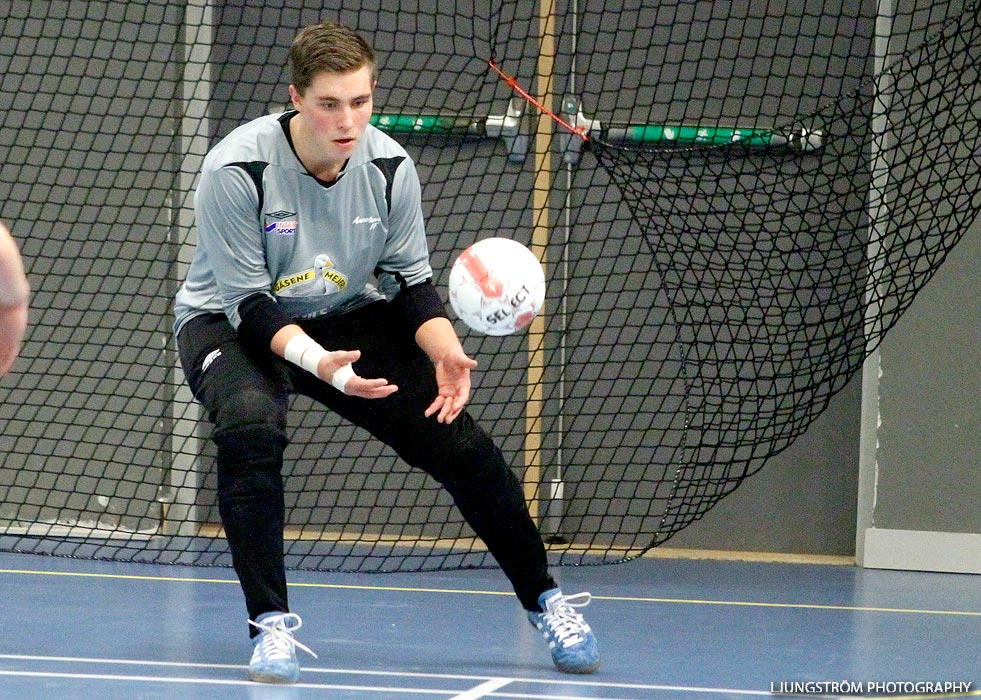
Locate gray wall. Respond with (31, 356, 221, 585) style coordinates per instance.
(665, 376, 861, 555)
(855, 217, 981, 574)
(873, 220, 981, 531)
(864, 0, 981, 544)
(2, 0, 976, 561)
(852, 0, 981, 573)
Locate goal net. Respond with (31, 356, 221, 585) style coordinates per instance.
(1, 0, 979, 571)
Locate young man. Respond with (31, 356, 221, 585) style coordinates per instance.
(174, 21, 600, 683)
(0, 221, 29, 377)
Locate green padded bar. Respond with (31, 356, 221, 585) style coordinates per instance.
(370, 114, 483, 136)
(602, 124, 823, 151)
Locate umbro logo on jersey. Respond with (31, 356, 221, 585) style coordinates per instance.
(353, 216, 382, 230)
(265, 210, 298, 235)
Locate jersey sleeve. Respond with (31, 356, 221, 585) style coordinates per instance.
(375, 156, 434, 289)
(194, 161, 275, 330)
(375, 156, 448, 332)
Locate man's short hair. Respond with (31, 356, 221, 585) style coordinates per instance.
(290, 21, 376, 94)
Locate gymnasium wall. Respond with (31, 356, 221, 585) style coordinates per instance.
(858, 213, 981, 572)
(852, 0, 981, 573)
(2, 0, 976, 560)
(873, 217, 980, 535)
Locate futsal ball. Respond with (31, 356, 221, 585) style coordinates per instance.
(448, 237, 546, 335)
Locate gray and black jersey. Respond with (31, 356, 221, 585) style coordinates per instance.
(174, 111, 434, 336)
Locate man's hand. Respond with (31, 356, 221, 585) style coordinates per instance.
(414, 316, 477, 424)
(424, 347, 478, 424)
(316, 349, 398, 399)
(274, 326, 397, 399)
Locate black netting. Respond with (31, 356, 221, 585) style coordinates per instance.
(1, 0, 978, 570)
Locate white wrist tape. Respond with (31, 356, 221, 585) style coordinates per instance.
(330, 363, 356, 393)
(283, 334, 329, 376)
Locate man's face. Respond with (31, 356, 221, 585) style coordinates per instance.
(289, 65, 374, 165)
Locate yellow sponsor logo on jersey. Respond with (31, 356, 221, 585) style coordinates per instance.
(323, 268, 348, 289)
(274, 270, 315, 292)
(274, 268, 348, 293)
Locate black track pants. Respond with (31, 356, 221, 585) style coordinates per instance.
(177, 303, 555, 633)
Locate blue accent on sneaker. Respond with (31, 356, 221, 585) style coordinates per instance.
(247, 612, 317, 684)
(527, 588, 601, 674)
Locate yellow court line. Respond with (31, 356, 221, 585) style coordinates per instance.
(0, 568, 239, 585)
(596, 593, 981, 617)
(3, 566, 980, 618)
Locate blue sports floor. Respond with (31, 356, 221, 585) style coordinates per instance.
(0, 550, 977, 699)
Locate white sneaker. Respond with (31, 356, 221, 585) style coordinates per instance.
(527, 589, 601, 673)
(247, 612, 317, 684)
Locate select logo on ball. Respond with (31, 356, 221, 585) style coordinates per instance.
(448, 238, 546, 336)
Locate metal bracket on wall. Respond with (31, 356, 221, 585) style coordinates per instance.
(560, 96, 601, 166)
(484, 97, 528, 163)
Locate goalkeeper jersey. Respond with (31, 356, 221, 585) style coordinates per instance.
(174, 111, 433, 335)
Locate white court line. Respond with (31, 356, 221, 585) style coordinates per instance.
(449, 677, 512, 700)
(0, 670, 462, 695)
(0, 672, 772, 700)
(0, 653, 779, 698)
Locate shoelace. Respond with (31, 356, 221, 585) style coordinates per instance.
(541, 592, 593, 648)
(249, 613, 319, 660)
